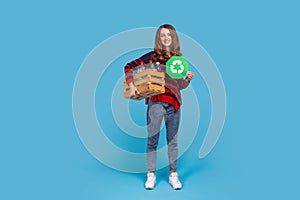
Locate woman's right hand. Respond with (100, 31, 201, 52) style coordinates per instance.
(129, 82, 140, 97)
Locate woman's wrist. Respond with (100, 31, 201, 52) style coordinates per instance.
(128, 82, 135, 88)
(185, 78, 191, 83)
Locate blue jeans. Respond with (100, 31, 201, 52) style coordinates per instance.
(146, 99, 180, 172)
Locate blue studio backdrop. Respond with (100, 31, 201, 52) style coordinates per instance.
(0, 0, 299, 200)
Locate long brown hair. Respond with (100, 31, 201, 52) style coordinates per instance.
(153, 24, 182, 62)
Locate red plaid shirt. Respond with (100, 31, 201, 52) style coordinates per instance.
(124, 51, 190, 111)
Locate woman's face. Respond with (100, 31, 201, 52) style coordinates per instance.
(160, 28, 172, 49)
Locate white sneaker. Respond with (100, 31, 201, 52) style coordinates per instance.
(169, 172, 182, 190)
(145, 172, 156, 189)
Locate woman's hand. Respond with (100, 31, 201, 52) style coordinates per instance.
(129, 82, 140, 97)
(186, 71, 194, 81)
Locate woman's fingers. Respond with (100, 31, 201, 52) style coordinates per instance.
(186, 71, 194, 80)
(130, 87, 140, 97)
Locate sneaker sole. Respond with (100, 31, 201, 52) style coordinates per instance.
(145, 181, 156, 190)
(145, 187, 154, 190)
(169, 181, 182, 190)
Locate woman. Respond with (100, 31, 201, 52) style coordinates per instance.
(124, 24, 194, 190)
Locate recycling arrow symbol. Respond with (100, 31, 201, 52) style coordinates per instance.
(166, 56, 189, 79)
(170, 60, 185, 74)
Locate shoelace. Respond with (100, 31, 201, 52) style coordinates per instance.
(147, 175, 155, 182)
(170, 175, 180, 183)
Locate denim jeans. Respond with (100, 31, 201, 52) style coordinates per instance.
(146, 99, 180, 172)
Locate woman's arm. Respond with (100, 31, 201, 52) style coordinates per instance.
(124, 51, 154, 84)
(178, 71, 194, 90)
(124, 51, 154, 96)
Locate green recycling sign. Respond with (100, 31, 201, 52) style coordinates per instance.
(166, 56, 189, 79)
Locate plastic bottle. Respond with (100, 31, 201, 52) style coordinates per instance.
(156, 62, 161, 72)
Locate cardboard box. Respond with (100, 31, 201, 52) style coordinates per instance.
(124, 69, 165, 100)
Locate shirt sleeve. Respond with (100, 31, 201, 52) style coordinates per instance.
(124, 51, 154, 85)
(178, 79, 190, 90)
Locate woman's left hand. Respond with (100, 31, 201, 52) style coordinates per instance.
(186, 71, 194, 81)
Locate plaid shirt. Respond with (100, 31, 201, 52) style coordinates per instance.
(124, 51, 190, 111)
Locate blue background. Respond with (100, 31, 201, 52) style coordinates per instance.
(1, 0, 299, 199)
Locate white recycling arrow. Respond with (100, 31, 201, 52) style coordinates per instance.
(170, 60, 185, 74)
